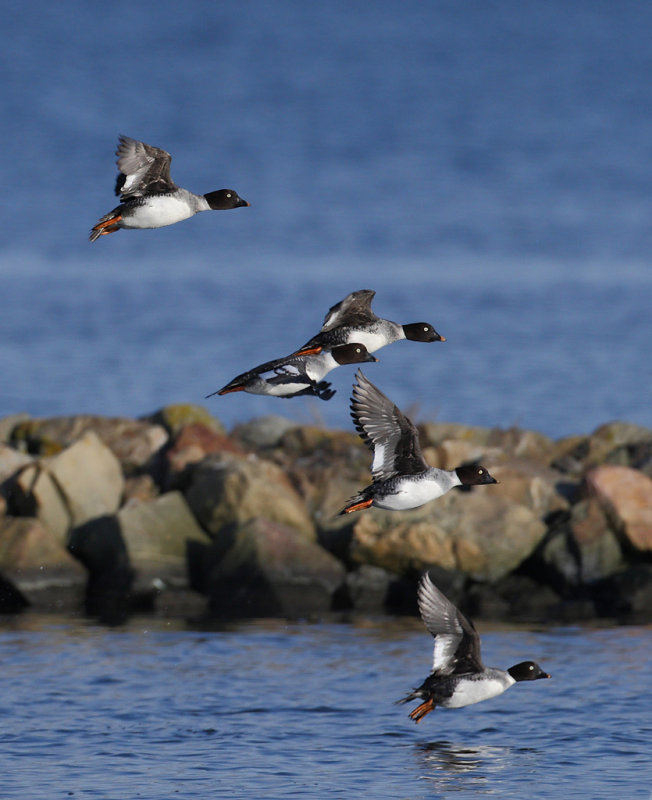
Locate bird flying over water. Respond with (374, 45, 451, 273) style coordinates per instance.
(399, 573, 550, 721)
(89, 135, 249, 241)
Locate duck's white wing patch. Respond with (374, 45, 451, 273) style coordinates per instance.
(370, 442, 386, 476)
(417, 574, 464, 674)
(275, 363, 301, 377)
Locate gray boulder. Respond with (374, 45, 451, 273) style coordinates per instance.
(185, 452, 316, 541)
(207, 517, 346, 616)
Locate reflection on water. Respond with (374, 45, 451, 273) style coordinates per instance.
(415, 739, 537, 795)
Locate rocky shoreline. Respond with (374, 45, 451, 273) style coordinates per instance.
(0, 406, 651, 625)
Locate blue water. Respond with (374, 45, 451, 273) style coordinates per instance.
(0, 616, 649, 799)
(1, 0, 651, 437)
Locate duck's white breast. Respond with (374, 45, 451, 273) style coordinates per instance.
(123, 196, 198, 229)
(442, 674, 514, 708)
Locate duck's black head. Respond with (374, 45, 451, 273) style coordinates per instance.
(402, 322, 446, 343)
(205, 190, 250, 210)
(455, 463, 498, 486)
(331, 343, 378, 366)
(507, 661, 550, 682)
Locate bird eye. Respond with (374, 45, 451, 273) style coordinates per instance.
(478, 468, 484, 474)
(529, 665, 534, 670)
(226, 192, 232, 197)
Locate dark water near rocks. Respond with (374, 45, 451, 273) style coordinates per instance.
(1, 1, 651, 437)
(0, 616, 650, 799)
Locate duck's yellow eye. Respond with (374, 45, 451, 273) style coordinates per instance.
(478, 469, 484, 474)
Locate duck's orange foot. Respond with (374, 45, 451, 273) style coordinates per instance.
(89, 214, 123, 242)
(339, 498, 373, 515)
(408, 698, 436, 723)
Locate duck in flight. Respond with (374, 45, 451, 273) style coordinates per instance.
(293, 289, 445, 356)
(207, 344, 377, 401)
(339, 370, 497, 514)
(399, 572, 550, 721)
(89, 135, 249, 241)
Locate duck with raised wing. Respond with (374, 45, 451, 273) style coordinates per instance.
(339, 370, 497, 514)
(89, 136, 249, 241)
(293, 290, 445, 356)
(398, 572, 550, 721)
(207, 344, 377, 401)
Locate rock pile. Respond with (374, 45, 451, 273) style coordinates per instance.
(1, 407, 650, 624)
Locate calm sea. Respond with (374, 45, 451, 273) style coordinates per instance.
(0, 615, 650, 799)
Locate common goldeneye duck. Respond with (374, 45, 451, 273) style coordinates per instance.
(339, 370, 497, 514)
(206, 343, 378, 401)
(399, 573, 550, 722)
(89, 135, 249, 241)
(293, 289, 445, 356)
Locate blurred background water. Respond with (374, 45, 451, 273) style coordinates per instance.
(1, 0, 651, 437)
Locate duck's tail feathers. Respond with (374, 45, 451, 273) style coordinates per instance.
(89, 208, 123, 242)
(338, 489, 373, 515)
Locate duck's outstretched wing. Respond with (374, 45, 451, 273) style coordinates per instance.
(320, 289, 376, 331)
(418, 573, 484, 675)
(114, 135, 177, 199)
(350, 369, 428, 481)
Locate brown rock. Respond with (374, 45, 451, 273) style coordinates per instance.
(148, 404, 226, 437)
(350, 513, 456, 574)
(47, 432, 124, 524)
(487, 427, 555, 461)
(166, 423, 243, 475)
(122, 474, 159, 506)
(490, 459, 569, 517)
(117, 491, 211, 586)
(10, 415, 168, 473)
(10, 432, 124, 542)
(432, 440, 503, 471)
(570, 498, 624, 582)
(586, 465, 652, 551)
(207, 517, 345, 616)
(0, 413, 30, 444)
(0, 444, 33, 484)
(12, 464, 71, 542)
(349, 490, 547, 582)
(185, 453, 316, 541)
(0, 516, 86, 606)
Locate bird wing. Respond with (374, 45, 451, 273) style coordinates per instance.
(114, 136, 177, 199)
(418, 573, 484, 675)
(320, 290, 377, 332)
(350, 369, 428, 481)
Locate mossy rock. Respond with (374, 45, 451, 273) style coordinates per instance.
(148, 404, 225, 437)
(10, 421, 64, 456)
